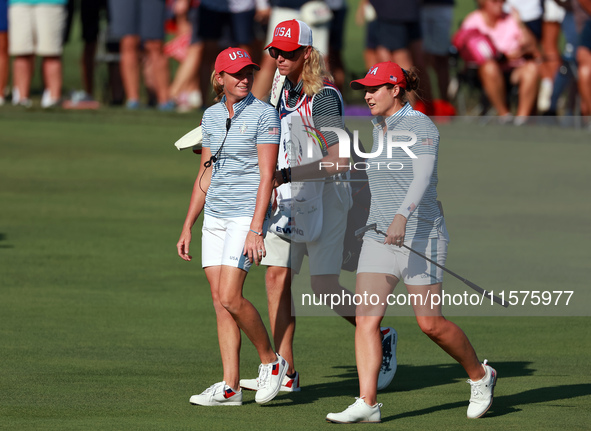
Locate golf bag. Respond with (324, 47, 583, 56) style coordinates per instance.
(341, 128, 371, 272)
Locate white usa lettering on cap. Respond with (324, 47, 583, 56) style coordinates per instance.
(229, 50, 249, 60)
(274, 27, 292, 38)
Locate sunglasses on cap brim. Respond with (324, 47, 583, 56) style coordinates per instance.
(268, 46, 304, 60)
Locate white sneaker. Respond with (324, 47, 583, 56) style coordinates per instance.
(281, 371, 301, 392)
(498, 113, 514, 125)
(240, 371, 301, 392)
(41, 89, 61, 108)
(41, 89, 51, 107)
(254, 354, 288, 404)
(239, 376, 259, 391)
(11, 87, 20, 105)
(466, 360, 497, 418)
(11, 88, 31, 107)
(377, 327, 397, 390)
(326, 398, 382, 424)
(15, 99, 33, 108)
(537, 78, 553, 112)
(189, 381, 242, 406)
(187, 90, 202, 109)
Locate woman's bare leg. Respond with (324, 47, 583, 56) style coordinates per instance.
(205, 266, 241, 389)
(13, 54, 34, 100)
(355, 272, 398, 406)
(406, 283, 484, 381)
(216, 265, 277, 366)
(479, 60, 510, 116)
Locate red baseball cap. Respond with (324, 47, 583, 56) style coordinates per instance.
(350, 62, 407, 90)
(215, 47, 260, 74)
(265, 19, 313, 52)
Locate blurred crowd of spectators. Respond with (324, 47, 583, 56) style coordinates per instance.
(0, 0, 590, 121)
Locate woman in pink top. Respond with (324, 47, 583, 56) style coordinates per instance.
(460, 0, 539, 121)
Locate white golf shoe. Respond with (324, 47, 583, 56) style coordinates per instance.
(255, 354, 288, 404)
(466, 360, 497, 418)
(326, 398, 382, 424)
(239, 376, 259, 391)
(280, 371, 301, 392)
(189, 381, 242, 406)
(377, 327, 398, 390)
(241, 370, 301, 392)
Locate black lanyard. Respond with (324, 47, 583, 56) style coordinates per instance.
(204, 118, 232, 168)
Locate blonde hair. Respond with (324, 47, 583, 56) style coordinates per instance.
(301, 47, 334, 96)
(211, 70, 224, 103)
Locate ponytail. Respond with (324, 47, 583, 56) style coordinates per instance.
(399, 68, 420, 104)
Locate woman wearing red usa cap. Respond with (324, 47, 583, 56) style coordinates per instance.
(177, 47, 288, 407)
(325, 62, 497, 423)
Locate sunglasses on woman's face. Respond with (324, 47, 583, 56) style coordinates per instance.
(268, 47, 304, 60)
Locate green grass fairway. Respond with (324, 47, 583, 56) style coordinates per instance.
(1, 109, 590, 430)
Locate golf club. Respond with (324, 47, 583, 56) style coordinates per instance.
(355, 223, 508, 308)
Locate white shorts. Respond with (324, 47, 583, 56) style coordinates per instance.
(543, 0, 566, 23)
(260, 231, 291, 268)
(357, 233, 449, 286)
(9, 4, 66, 56)
(266, 7, 329, 55)
(201, 215, 254, 272)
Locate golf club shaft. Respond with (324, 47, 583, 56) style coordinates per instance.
(372, 228, 508, 308)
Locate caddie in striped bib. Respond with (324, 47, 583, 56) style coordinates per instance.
(240, 19, 398, 398)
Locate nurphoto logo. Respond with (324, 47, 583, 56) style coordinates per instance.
(308, 127, 419, 171)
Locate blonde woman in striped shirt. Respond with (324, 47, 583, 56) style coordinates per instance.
(177, 47, 287, 407)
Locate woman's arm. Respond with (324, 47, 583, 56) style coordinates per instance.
(176, 147, 213, 261)
(243, 143, 279, 265)
(281, 142, 350, 183)
(506, 8, 538, 60)
(384, 154, 436, 246)
(355, 0, 369, 26)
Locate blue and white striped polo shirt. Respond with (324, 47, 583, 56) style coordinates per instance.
(202, 92, 280, 218)
(365, 103, 444, 242)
